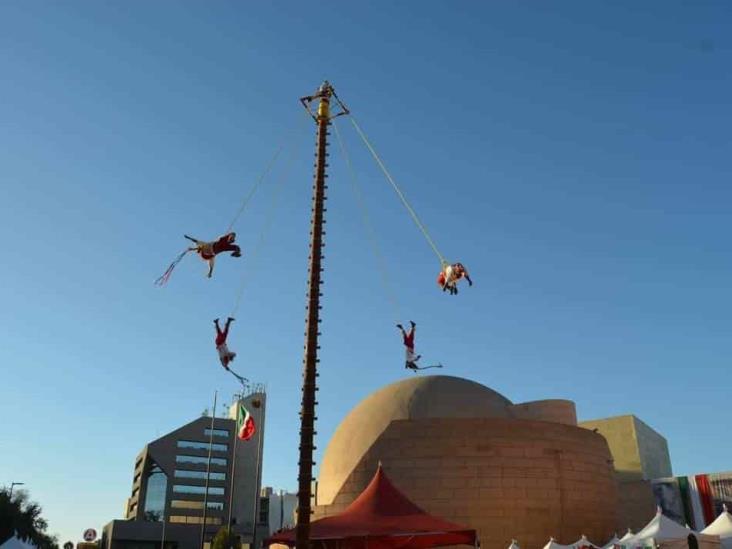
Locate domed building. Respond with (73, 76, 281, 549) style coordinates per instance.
(313, 376, 619, 549)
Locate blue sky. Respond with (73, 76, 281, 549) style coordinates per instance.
(1, 0, 730, 544)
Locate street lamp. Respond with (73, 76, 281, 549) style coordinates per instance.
(9, 482, 24, 498)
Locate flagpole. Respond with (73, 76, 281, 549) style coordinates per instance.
(250, 394, 265, 549)
(160, 507, 167, 549)
(200, 390, 218, 549)
(227, 393, 242, 542)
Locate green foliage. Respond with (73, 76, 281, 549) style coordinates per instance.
(0, 487, 59, 549)
(211, 527, 241, 549)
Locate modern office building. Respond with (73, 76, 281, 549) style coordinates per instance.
(102, 389, 266, 549)
(259, 488, 297, 536)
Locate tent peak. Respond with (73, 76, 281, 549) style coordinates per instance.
(725, 504, 729, 513)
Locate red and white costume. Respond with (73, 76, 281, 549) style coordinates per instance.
(398, 322, 420, 368)
(187, 233, 242, 278)
(214, 318, 236, 369)
(438, 262, 472, 294)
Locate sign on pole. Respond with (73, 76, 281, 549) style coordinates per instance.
(83, 529, 97, 542)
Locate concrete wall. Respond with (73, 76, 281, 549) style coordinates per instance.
(578, 415, 671, 482)
(580, 416, 642, 482)
(634, 417, 672, 481)
(616, 480, 657, 532)
(579, 414, 670, 534)
(509, 400, 577, 426)
(314, 417, 618, 549)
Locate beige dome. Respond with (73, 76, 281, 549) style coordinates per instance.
(317, 375, 514, 505)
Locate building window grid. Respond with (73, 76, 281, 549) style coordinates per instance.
(176, 455, 227, 466)
(177, 440, 228, 452)
(169, 515, 222, 525)
(204, 428, 230, 438)
(174, 469, 226, 481)
(173, 484, 225, 496)
(171, 500, 224, 511)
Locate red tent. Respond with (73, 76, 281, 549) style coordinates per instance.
(265, 464, 477, 549)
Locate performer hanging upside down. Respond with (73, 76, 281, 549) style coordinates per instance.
(437, 262, 473, 295)
(397, 321, 421, 370)
(214, 317, 237, 369)
(185, 232, 242, 278)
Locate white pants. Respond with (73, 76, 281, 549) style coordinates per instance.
(405, 347, 418, 364)
(443, 264, 458, 287)
(217, 343, 236, 367)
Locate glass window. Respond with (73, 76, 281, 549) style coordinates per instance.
(143, 462, 167, 522)
(177, 440, 227, 452)
(169, 516, 221, 525)
(176, 455, 227, 466)
(173, 485, 225, 496)
(171, 500, 203, 510)
(171, 500, 225, 510)
(204, 428, 229, 438)
(169, 516, 187, 524)
(258, 498, 269, 524)
(175, 470, 225, 481)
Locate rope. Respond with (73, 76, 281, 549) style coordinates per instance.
(229, 147, 295, 318)
(349, 116, 448, 267)
(410, 364, 444, 371)
(333, 120, 402, 323)
(225, 144, 284, 234)
(225, 108, 311, 233)
(226, 367, 249, 389)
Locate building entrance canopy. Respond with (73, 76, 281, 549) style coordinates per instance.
(265, 465, 476, 549)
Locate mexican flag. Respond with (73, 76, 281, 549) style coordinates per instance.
(237, 403, 256, 441)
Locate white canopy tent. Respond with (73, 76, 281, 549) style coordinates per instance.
(507, 540, 520, 549)
(620, 531, 636, 543)
(621, 508, 720, 549)
(543, 539, 574, 549)
(702, 505, 732, 549)
(603, 535, 621, 549)
(572, 535, 601, 549)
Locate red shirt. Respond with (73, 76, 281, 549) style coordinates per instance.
(215, 332, 227, 346)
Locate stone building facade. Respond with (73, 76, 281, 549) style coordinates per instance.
(313, 376, 620, 549)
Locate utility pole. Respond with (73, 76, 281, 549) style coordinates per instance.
(295, 81, 347, 549)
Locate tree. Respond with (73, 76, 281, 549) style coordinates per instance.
(0, 487, 59, 549)
(211, 527, 241, 549)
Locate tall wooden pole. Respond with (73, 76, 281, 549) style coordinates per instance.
(296, 81, 332, 549)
